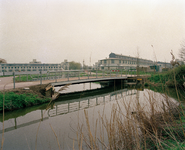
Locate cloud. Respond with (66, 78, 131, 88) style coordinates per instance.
(0, 0, 185, 64)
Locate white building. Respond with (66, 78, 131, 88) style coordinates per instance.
(0, 59, 69, 73)
(97, 53, 153, 70)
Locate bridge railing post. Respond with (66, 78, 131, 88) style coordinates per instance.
(40, 71, 42, 85)
(55, 71, 57, 82)
(13, 72, 15, 89)
(78, 71, 80, 80)
(96, 70, 97, 78)
(121, 69, 122, 77)
(68, 71, 69, 81)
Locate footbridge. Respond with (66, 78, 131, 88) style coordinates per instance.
(1, 69, 140, 90)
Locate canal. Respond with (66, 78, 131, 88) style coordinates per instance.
(0, 83, 180, 149)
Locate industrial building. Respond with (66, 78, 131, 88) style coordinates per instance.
(0, 59, 69, 73)
(96, 53, 154, 70)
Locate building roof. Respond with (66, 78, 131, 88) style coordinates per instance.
(109, 52, 153, 62)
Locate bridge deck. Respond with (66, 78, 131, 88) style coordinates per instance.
(51, 76, 128, 87)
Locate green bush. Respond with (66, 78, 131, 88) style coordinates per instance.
(0, 92, 50, 111)
(148, 65, 185, 87)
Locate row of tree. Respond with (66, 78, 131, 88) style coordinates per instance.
(0, 58, 7, 63)
(69, 61, 90, 70)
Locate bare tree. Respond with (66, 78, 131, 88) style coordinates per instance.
(179, 41, 185, 62)
(0, 58, 7, 63)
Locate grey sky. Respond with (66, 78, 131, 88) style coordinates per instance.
(0, 0, 185, 65)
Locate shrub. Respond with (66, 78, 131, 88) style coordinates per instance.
(0, 92, 50, 111)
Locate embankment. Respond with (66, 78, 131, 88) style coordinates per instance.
(0, 84, 51, 111)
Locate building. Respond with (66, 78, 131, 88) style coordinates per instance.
(97, 53, 154, 70)
(156, 61, 172, 72)
(0, 59, 69, 73)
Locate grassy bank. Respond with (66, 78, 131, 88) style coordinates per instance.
(0, 92, 50, 111)
(0, 84, 51, 112)
(146, 65, 185, 87)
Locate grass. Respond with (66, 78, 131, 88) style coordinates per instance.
(148, 65, 185, 87)
(0, 92, 50, 111)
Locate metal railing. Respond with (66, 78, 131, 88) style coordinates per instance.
(1, 69, 137, 89)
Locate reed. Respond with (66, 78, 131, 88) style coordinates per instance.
(76, 88, 185, 150)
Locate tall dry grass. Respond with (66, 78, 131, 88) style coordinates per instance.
(76, 89, 185, 150)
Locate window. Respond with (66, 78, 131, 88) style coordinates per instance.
(104, 60, 107, 64)
(119, 60, 121, 64)
(111, 60, 114, 64)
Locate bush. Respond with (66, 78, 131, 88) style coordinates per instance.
(148, 65, 185, 87)
(0, 92, 50, 111)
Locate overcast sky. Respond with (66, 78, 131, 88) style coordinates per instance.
(0, 0, 185, 65)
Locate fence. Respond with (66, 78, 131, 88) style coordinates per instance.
(1, 69, 138, 89)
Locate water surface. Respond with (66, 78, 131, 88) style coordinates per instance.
(0, 83, 178, 149)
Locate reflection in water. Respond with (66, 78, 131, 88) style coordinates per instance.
(55, 83, 102, 94)
(0, 85, 179, 149)
(48, 88, 136, 117)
